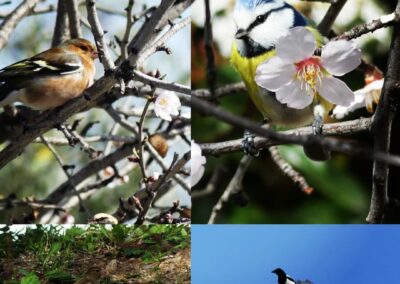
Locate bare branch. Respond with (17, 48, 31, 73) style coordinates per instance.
(269, 146, 313, 195)
(317, 0, 348, 36)
(66, 0, 82, 38)
(367, 1, 400, 224)
(208, 155, 252, 224)
(52, 0, 70, 46)
(0, 0, 41, 49)
(86, 0, 115, 71)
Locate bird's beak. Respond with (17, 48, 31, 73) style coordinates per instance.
(235, 29, 248, 40)
(91, 50, 99, 59)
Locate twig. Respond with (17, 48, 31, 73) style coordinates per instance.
(269, 146, 313, 195)
(208, 155, 253, 224)
(0, 0, 41, 49)
(40, 135, 90, 216)
(137, 16, 191, 66)
(132, 69, 191, 96)
(192, 165, 226, 198)
(120, 0, 135, 61)
(192, 82, 246, 99)
(335, 12, 400, 40)
(137, 98, 152, 191)
(0, 4, 56, 19)
(135, 151, 190, 225)
(66, 0, 82, 38)
(86, 0, 115, 71)
(317, 0, 348, 36)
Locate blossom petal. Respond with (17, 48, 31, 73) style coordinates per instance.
(276, 79, 313, 109)
(191, 141, 206, 187)
(276, 27, 317, 63)
(255, 57, 296, 91)
(321, 40, 361, 76)
(318, 77, 355, 106)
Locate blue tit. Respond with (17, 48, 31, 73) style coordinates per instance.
(231, 0, 330, 160)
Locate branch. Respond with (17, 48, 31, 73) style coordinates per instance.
(0, 0, 41, 49)
(191, 96, 400, 167)
(204, 0, 217, 101)
(86, 0, 115, 71)
(52, 0, 70, 46)
(200, 117, 373, 155)
(335, 12, 400, 41)
(367, 1, 400, 224)
(317, 0, 348, 36)
(66, 0, 82, 38)
(208, 155, 252, 224)
(269, 146, 313, 195)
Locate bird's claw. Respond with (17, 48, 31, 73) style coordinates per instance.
(241, 130, 259, 157)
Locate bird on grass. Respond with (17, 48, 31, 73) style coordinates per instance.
(73, 266, 102, 284)
(231, 0, 351, 160)
(272, 268, 313, 284)
(0, 38, 97, 110)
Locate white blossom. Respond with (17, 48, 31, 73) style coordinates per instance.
(332, 79, 383, 119)
(255, 27, 362, 109)
(154, 91, 181, 121)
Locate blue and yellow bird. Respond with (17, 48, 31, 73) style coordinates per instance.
(231, 0, 330, 159)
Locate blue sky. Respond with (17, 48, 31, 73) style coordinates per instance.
(192, 225, 400, 283)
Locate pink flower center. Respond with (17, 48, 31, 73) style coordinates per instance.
(295, 57, 323, 95)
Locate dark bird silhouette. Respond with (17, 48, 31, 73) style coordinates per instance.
(272, 268, 313, 284)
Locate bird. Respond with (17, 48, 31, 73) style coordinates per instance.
(73, 266, 102, 284)
(0, 38, 97, 111)
(272, 268, 296, 284)
(272, 268, 314, 284)
(231, 0, 330, 160)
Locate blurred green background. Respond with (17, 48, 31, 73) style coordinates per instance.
(191, 0, 399, 224)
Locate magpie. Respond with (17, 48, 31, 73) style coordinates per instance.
(272, 268, 313, 284)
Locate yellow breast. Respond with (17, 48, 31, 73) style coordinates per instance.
(230, 43, 275, 98)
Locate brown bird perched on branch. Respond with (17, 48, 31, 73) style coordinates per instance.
(0, 38, 97, 110)
(74, 266, 102, 284)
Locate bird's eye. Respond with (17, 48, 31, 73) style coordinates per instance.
(256, 14, 266, 23)
(81, 45, 90, 51)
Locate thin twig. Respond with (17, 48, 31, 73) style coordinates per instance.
(208, 155, 253, 224)
(120, 0, 134, 60)
(137, 99, 152, 191)
(40, 135, 90, 217)
(269, 146, 313, 195)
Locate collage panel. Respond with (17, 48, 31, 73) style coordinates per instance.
(0, 224, 190, 283)
(192, 225, 400, 283)
(0, 0, 191, 225)
(191, 0, 400, 224)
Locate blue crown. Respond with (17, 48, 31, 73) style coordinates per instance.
(237, 0, 280, 9)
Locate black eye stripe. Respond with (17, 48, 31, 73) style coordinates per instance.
(247, 7, 286, 31)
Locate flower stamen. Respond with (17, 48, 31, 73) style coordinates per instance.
(295, 57, 323, 96)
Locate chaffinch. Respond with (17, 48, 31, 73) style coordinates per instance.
(0, 38, 97, 110)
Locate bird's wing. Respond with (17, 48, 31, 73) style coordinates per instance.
(286, 275, 296, 284)
(0, 48, 83, 79)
